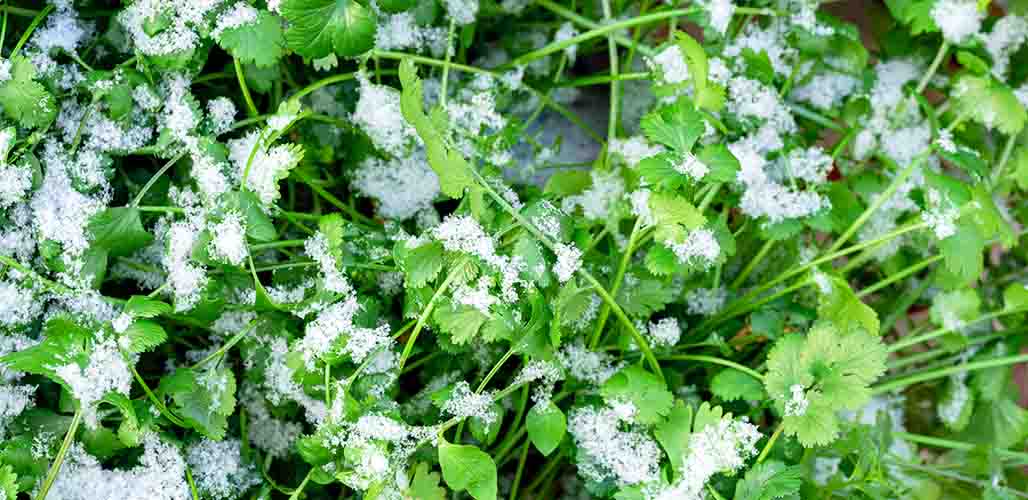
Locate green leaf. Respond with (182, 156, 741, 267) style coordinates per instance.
(99, 393, 141, 447)
(733, 460, 803, 500)
(952, 75, 1027, 135)
(0, 464, 16, 500)
(121, 319, 168, 354)
(526, 401, 566, 456)
(695, 143, 740, 183)
(438, 440, 497, 500)
(645, 244, 679, 276)
(640, 100, 705, 152)
(649, 192, 706, 244)
(929, 289, 980, 331)
(600, 365, 673, 425)
(398, 59, 475, 198)
(654, 401, 692, 474)
(673, 32, 713, 110)
(1003, 283, 1028, 311)
(0, 56, 56, 128)
(710, 369, 765, 402)
(87, 208, 153, 258)
(938, 376, 974, 431)
(960, 397, 1028, 449)
(616, 275, 675, 317)
(160, 366, 236, 440)
(691, 401, 725, 432)
(123, 296, 172, 318)
(403, 241, 445, 287)
(282, 0, 377, 58)
(940, 220, 984, 284)
(219, 11, 285, 67)
(406, 463, 447, 500)
(227, 190, 277, 242)
(816, 273, 879, 335)
(433, 301, 489, 344)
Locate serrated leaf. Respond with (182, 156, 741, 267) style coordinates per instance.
(404, 241, 445, 287)
(654, 401, 692, 474)
(399, 59, 475, 198)
(710, 369, 765, 402)
(438, 440, 496, 500)
(695, 143, 739, 183)
(0, 464, 16, 500)
(123, 296, 172, 318)
(940, 220, 984, 284)
(0, 56, 56, 128)
(640, 100, 704, 152)
(406, 462, 446, 500)
(952, 75, 1027, 135)
(600, 364, 673, 425)
(645, 244, 678, 276)
(219, 11, 285, 68)
(733, 460, 803, 500)
(816, 273, 879, 335)
(433, 301, 488, 344)
(526, 401, 566, 456)
(87, 207, 153, 258)
(227, 190, 277, 242)
(616, 275, 675, 317)
(121, 320, 167, 354)
(282, 0, 377, 58)
(160, 366, 236, 440)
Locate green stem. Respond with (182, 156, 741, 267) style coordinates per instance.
(872, 353, 1028, 394)
(915, 41, 949, 95)
(787, 103, 845, 132)
(476, 347, 517, 393)
(508, 440, 531, 500)
(756, 423, 784, 464)
(185, 466, 201, 500)
(440, 19, 457, 108)
(193, 320, 259, 368)
(0, 4, 39, 17)
(234, 58, 259, 117)
(127, 361, 186, 427)
(588, 218, 643, 349)
(557, 72, 649, 87)
(887, 332, 1008, 370)
(599, 0, 619, 156)
(397, 260, 466, 370)
(287, 469, 314, 500)
(249, 239, 307, 252)
(0, 254, 72, 294)
(10, 4, 52, 58)
(729, 239, 773, 289)
(35, 407, 82, 500)
(292, 170, 379, 228)
(887, 308, 1028, 352)
(992, 133, 1017, 185)
(658, 354, 765, 381)
(532, 0, 657, 58)
(131, 152, 186, 207)
(856, 255, 942, 298)
(894, 431, 1028, 463)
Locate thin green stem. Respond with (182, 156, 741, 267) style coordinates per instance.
(915, 41, 949, 94)
(787, 103, 845, 132)
(888, 308, 1027, 352)
(127, 361, 186, 426)
(893, 431, 1028, 463)
(476, 347, 517, 393)
(185, 466, 201, 500)
(730, 239, 773, 289)
(827, 155, 924, 254)
(287, 469, 314, 500)
(35, 407, 82, 500)
(599, 0, 619, 156)
(992, 133, 1017, 185)
(10, 4, 52, 58)
(508, 440, 531, 500)
(0, 254, 72, 294)
(589, 218, 643, 349)
(658, 354, 765, 381)
(292, 170, 379, 228)
(131, 152, 186, 207)
(856, 255, 942, 298)
(397, 260, 466, 371)
(250, 239, 307, 252)
(872, 352, 1028, 394)
(440, 19, 457, 108)
(193, 320, 259, 368)
(0, 4, 39, 17)
(234, 57, 259, 117)
(756, 423, 784, 464)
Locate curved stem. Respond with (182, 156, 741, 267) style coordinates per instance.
(894, 431, 1028, 463)
(915, 41, 949, 95)
(287, 469, 314, 500)
(476, 347, 517, 393)
(234, 57, 259, 117)
(756, 423, 783, 464)
(729, 239, 773, 289)
(35, 407, 82, 500)
(658, 354, 764, 381)
(193, 320, 259, 368)
(131, 152, 186, 207)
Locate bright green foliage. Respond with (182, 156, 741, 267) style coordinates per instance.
(433, 301, 489, 344)
(764, 322, 888, 447)
(0, 317, 93, 387)
(952, 75, 1027, 136)
(438, 440, 497, 500)
(0, 465, 16, 500)
(219, 11, 285, 67)
(400, 241, 445, 287)
(159, 366, 236, 440)
(733, 460, 803, 500)
(281, 0, 377, 58)
(640, 101, 705, 153)
(120, 320, 168, 354)
(939, 220, 985, 284)
(87, 208, 153, 258)
(407, 463, 447, 500)
(710, 369, 765, 402)
(648, 191, 706, 244)
(653, 401, 692, 473)
(816, 273, 879, 336)
(123, 296, 172, 318)
(600, 364, 673, 425)
(526, 401, 566, 456)
(929, 289, 980, 331)
(0, 56, 56, 128)
(398, 59, 476, 198)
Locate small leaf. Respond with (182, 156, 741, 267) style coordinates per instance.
(733, 460, 803, 500)
(695, 143, 739, 183)
(219, 11, 285, 68)
(406, 463, 447, 500)
(123, 296, 172, 318)
(282, 0, 377, 58)
(600, 365, 673, 425)
(438, 440, 497, 500)
(87, 208, 153, 258)
(526, 402, 566, 456)
(121, 320, 168, 354)
(0, 56, 56, 128)
(654, 401, 692, 474)
(710, 369, 765, 402)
